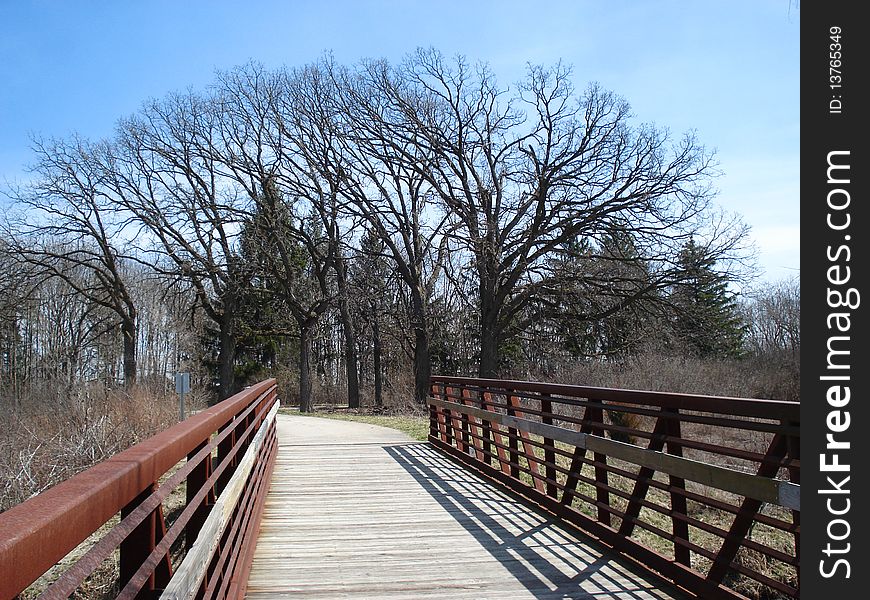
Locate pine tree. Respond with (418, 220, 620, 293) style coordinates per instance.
(669, 238, 745, 358)
(591, 231, 656, 356)
(537, 232, 657, 359)
(232, 210, 297, 388)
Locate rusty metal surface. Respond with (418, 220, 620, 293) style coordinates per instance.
(115, 394, 277, 600)
(36, 392, 272, 600)
(431, 375, 799, 420)
(429, 376, 800, 600)
(0, 379, 277, 600)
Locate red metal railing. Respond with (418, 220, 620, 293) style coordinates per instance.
(0, 378, 279, 600)
(428, 376, 800, 600)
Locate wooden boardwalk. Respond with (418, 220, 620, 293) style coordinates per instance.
(245, 415, 687, 599)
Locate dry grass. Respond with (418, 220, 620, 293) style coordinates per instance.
(1, 380, 204, 598)
(1, 382, 195, 513)
(544, 351, 799, 402)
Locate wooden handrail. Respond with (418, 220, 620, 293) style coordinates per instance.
(0, 379, 279, 600)
(161, 401, 278, 599)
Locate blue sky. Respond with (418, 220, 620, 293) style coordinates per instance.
(0, 1, 799, 282)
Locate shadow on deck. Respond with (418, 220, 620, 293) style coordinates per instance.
(385, 443, 685, 599)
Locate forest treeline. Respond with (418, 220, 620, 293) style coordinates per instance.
(0, 50, 800, 412)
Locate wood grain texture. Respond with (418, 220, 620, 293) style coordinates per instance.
(162, 403, 278, 599)
(245, 415, 688, 599)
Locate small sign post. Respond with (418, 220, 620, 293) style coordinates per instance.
(175, 372, 190, 421)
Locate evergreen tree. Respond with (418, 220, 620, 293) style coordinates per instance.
(536, 231, 657, 359)
(236, 186, 334, 411)
(589, 231, 656, 357)
(669, 238, 745, 358)
(232, 211, 297, 388)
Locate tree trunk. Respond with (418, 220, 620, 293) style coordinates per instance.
(121, 315, 137, 387)
(298, 321, 313, 412)
(478, 327, 500, 379)
(335, 254, 361, 408)
(217, 315, 236, 400)
(413, 326, 431, 405)
(410, 290, 431, 405)
(478, 289, 501, 379)
(372, 318, 383, 408)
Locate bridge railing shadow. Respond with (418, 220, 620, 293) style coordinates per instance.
(385, 443, 684, 599)
(426, 376, 800, 600)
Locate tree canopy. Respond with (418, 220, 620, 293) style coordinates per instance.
(2, 50, 761, 408)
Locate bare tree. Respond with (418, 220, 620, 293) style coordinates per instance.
(311, 57, 453, 404)
(744, 276, 800, 361)
(1, 52, 760, 411)
(108, 93, 250, 399)
(350, 227, 394, 406)
(3, 136, 140, 385)
(206, 65, 341, 411)
(280, 64, 363, 409)
(242, 182, 334, 412)
(369, 49, 746, 377)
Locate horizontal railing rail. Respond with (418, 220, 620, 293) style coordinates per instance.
(0, 378, 279, 600)
(428, 376, 800, 600)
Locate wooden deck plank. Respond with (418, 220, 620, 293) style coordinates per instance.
(245, 415, 688, 599)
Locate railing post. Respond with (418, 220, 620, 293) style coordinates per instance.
(786, 420, 800, 588)
(185, 440, 215, 552)
(461, 387, 478, 457)
(446, 386, 466, 453)
(479, 389, 494, 466)
(587, 403, 611, 526)
(238, 409, 254, 456)
(215, 420, 237, 496)
(429, 382, 440, 440)
(119, 483, 173, 598)
(665, 408, 691, 566)
(443, 386, 455, 447)
(540, 393, 557, 498)
(505, 389, 520, 479)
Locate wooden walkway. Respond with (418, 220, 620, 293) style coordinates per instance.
(245, 415, 687, 599)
